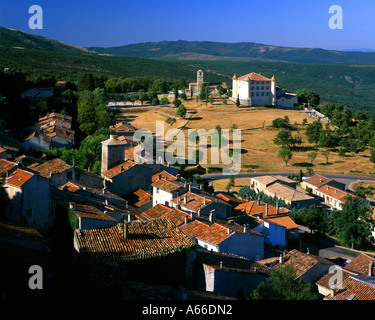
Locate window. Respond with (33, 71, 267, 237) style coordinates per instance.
(266, 92, 269, 96)
(256, 86, 259, 90)
(156, 188, 159, 194)
(251, 92, 254, 97)
(261, 86, 264, 90)
(261, 92, 264, 96)
(256, 92, 259, 96)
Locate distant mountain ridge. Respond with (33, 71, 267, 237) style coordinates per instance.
(88, 40, 375, 65)
(0, 27, 94, 54)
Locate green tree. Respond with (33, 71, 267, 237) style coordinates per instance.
(303, 205, 328, 235)
(321, 149, 330, 164)
(331, 196, 375, 249)
(305, 120, 323, 145)
(308, 151, 317, 164)
(160, 96, 169, 105)
(236, 94, 240, 107)
(77, 99, 97, 136)
(296, 89, 320, 106)
(278, 148, 293, 166)
(248, 265, 319, 300)
(165, 117, 176, 129)
(274, 129, 295, 149)
(176, 104, 187, 118)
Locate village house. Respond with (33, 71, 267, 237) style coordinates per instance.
(2, 168, 51, 232)
(194, 249, 270, 299)
(300, 174, 346, 193)
(179, 217, 264, 261)
(250, 175, 297, 193)
(263, 182, 315, 208)
(21, 87, 54, 101)
(28, 158, 104, 189)
(109, 122, 136, 136)
(314, 184, 354, 210)
(140, 203, 192, 227)
(73, 218, 196, 291)
(68, 202, 119, 230)
(324, 275, 375, 300)
(171, 190, 233, 219)
(235, 199, 299, 248)
(152, 178, 187, 207)
(258, 249, 334, 285)
(123, 188, 153, 213)
(102, 160, 152, 197)
(22, 113, 75, 151)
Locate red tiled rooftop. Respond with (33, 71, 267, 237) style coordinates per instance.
(303, 174, 333, 188)
(5, 168, 34, 187)
(237, 72, 271, 81)
(71, 203, 118, 222)
(102, 160, 137, 179)
(152, 170, 178, 183)
(315, 184, 352, 202)
(152, 178, 184, 193)
(30, 158, 72, 178)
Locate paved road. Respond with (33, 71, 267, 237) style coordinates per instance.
(202, 171, 375, 190)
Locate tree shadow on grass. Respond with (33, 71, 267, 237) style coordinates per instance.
(293, 162, 314, 167)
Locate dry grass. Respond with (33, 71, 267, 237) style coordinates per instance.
(113, 95, 375, 177)
(212, 178, 251, 193)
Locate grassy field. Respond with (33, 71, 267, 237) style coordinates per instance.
(113, 96, 375, 177)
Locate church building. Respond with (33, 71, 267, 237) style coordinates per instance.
(232, 72, 298, 107)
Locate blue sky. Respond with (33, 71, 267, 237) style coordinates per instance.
(0, 0, 374, 50)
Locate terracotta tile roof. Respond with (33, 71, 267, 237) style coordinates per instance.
(315, 185, 352, 203)
(344, 253, 375, 275)
(71, 203, 118, 222)
(316, 267, 357, 289)
(30, 158, 72, 178)
(266, 183, 314, 202)
(325, 275, 375, 300)
(171, 191, 214, 212)
(123, 188, 152, 208)
(152, 170, 178, 183)
(109, 122, 136, 133)
(0, 159, 17, 176)
(262, 215, 300, 230)
(272, 249, 334, 279)
(196, 249, 271, 275)
(179, 219, 235, 246)
(102, 160, 137, 179)
(235, 200, 290, 217)
(238, 72, 271, 81)
(0, 220, 46, 243)
(141, 204, 191, 226)
(303, 174, 333, 188)
(152, 178, 184, 193)
(216, 193, 244, 205)
(5, 168, 34, 187)
(75, 218, 195, 261)
(252, 175, 295, 187)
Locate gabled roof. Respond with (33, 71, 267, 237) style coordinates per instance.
(71, 202, 118, 222)
(151, 178, 184, 193)
(0, 220, 46, 243)
(238, 72, 272, 82)
(324, 275, 375, 300)
(344, 253, 375, 275)
(123, 188, 152, 208)
(303, 174, 333, 188)
(102, 160, 138, 179)
(5, 168, 34, 187)
(266, 183, 314, 202)
(0, 159, 17, 177)
(259, 249, 334, 279)
(141, 203, 191, 226)
(152, 170, 178, 183)
(235, 200, 290, 217)
(315, 185, 352, 203)
(30, 158, 72, 178)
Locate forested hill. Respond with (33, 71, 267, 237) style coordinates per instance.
(0, 27, 94, 54)
(88, 40, 375, 65)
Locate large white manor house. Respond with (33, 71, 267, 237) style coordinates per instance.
(231, 72, 298, 107)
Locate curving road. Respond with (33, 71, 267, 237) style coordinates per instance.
(202, 171, 375, 190)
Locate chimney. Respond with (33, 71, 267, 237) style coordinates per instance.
(197, 205, 201, 217)
(184, 195, 187, 204)
(220, 261, 223, 269)
(257, 197, 260, 206)
(123, 223, 128, 240)
(102, 187, 107, 195)
(276, 200, 279, 215)
(209, 210, 215, 223)
(200, 184, 204, 190)
(243, 225, 247, 233)
(330, 287, 336, 298)
(126, 201, 129, 209)
(279, 254, 284, 263)
(265, 203, 269, 216)
(189, 184, 192, 192)
(185, 216, 189, 225)
(204, 196, 207, 206)
(127, 214, 132, 222)
(369, 261, 374, 277)
(69, 203, 76, 211)
(190, 212, 194, 221)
